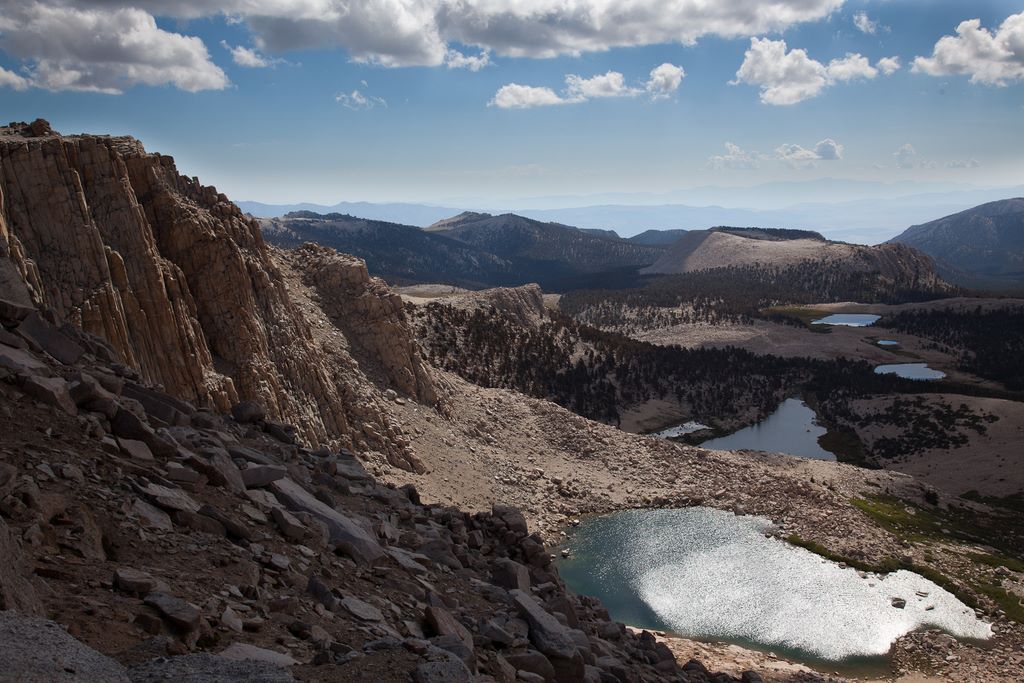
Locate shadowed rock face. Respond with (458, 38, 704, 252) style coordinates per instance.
(890, 198, 1024, 289)
(0, 121, 435, 468)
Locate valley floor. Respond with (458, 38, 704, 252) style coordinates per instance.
(371, 369, 1024, 682)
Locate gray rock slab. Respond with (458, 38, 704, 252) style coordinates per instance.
(0, 610, 129, 682)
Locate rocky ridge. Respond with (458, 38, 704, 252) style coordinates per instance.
(0, 295, 757, 682)
(0, 120, 432, 469)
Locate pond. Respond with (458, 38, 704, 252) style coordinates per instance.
(699, 398, 836, 460)
(650, 421, 711, 439)
(557, 508, 991, 665)
(811, 313, 881, 327)
(876, 340, 900, 347)
(874, 363, 946, 380)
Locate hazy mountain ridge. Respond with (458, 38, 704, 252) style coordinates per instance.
(239, 182, 1024, 244)
(424, 211, 663, 272)
(889, 198, 1024, 290)
(259, 211, 518, 288)
(261, 210, 664, 291)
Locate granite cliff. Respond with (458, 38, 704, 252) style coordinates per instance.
(0, 120, 434, 471)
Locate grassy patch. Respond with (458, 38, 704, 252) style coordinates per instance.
(851, 495, 949, 544)
(883, 347, 922, 359)
(961, 490, 1024, 515)
(966, 551, 1024, 574)
(975, 582, 1024, 624)
(762, 306, 832, 333)
(786, 534, 903, 574)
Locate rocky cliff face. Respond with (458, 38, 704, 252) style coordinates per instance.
(0, 120, 435, 469)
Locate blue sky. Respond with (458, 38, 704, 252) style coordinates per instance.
(1, 1, 1022, 206)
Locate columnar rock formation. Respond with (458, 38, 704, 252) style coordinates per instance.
(0, 120, 435, 468)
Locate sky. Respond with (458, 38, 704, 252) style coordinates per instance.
(1, 0, 1023, 208)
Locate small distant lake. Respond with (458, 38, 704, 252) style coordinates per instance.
(874, 363, 946, 380)
(811, 314, 881, 327)
(558, 508, 991, 664)
(700, 398, 835, 460)
(651, 421, 711, 439)
(877, 340, 900, 347)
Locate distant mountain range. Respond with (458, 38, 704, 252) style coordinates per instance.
(889, 198, 1024, 290)
(239, 182, 1024, 245)
(259, 211, 662, 290)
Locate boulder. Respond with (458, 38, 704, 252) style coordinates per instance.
(17, 311, 85, 365)
(198, 505, 252, 541)
(342, 596, 384, 622)
(425, 605, 473, 650)
(270, 506, 306, 542)
(114, 568, 161, 595)
(511, 590, 585, 682)
(493, 504, 529, 534)
(0, 344, 47, 374)
(491, 558, 531, 592)
(138, 483, 200, 513)
(187, 448, 246, 494)
(269, 478, 384, 565)
(118, 438, 154, 462)
(144, 592, 201, 632)
(241, 465, 287, 489)
(505, 650, 556, 681)
(122, 383, 193, 427)
(22, 375, 77, 415)
(69, 373, 116, 407)
(0, 297, 34, 323)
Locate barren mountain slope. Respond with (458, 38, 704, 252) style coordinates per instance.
(890, 198, 1024, 289)
(644, 229, 947, 289)
(0, 121, 432, 468)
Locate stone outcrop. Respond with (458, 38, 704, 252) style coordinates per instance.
(288, 244, 436, 404)
(0, 313, 746, 683)
(0, 120, 436, 467)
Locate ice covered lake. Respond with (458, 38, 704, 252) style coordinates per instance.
(558, 508, 991, 664)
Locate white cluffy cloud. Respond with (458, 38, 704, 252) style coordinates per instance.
(221, 41, 282, 68)
(876, 56, 901, 76)
(708, 142, 763, 170)
(336, 88, 387, 110)
(444, 48, 491, 71)
(0, 66, 29, 90)
(490, 63, 685, 108)
(488, 83, 566, 109)
(0, 2, 228, 93)
(853, 11, 887, 35)
(646, 63, 686, 99)
(776, 138, 844, 166)
(894, 143, 917, 169)
(732, 37, 898, 105)
(0, 0, 845, 92)
(912, 12, 1024, 85)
